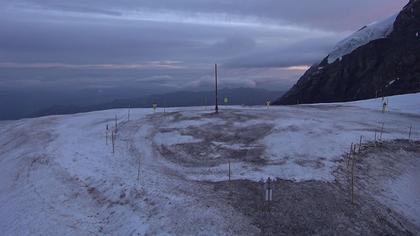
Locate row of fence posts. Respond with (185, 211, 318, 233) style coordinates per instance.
(104, 115, 119, 154)
(347, 123, 416, 205)
(105, 112, 143, 184)
(104, 109, 416, 203)
(106, 110, 134, 154)
(226, 123, 416, 210)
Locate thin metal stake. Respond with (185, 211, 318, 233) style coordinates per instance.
(374, 130, 377, 143)
(409, 125, 412, 141)
(137, 158, 141, 182)
(115, 115, 118, 133)
(228, 160, 231, 181)
(351, 156, 355, 205)
(112, 131, 115, 154)
(380, 123, 384, 141)
(347, 143, 353, 169)
(215, 64, 219, 114)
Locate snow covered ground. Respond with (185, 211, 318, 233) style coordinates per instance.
(0, 92, 419, 235)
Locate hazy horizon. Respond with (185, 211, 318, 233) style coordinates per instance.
(0, 0, 408, 118)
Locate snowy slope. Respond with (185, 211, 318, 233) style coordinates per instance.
(0, 93, 419, 235)
(347, 92, 420, 115)
(327, 14, 397, 64)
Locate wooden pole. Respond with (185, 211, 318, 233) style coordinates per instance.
(347, 143, 353, 169)
(215, 64, 219, 114)
(359, 136, 363, 152)
(351, 155, 355, 205)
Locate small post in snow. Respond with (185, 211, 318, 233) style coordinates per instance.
(137, 158, 141, 182)
(266, 100, 271, 109)
(228, 160, 231, 181)
(351, 156, 355, 205)
(380, 122, 384, 142)
(353, 143, 357, 155)
(408, 125, 412, 141)
(347, 143, 353, 169)
(358, 136, 363, 152)
(128, 106, 131, 121)
(152, 103, 157, 112)
(265, 177, 273, 202)
(106, 124, 109, 145)
(214, 63, 219, 114)
(163, 99, 166, 113)
(374, 130, 377, 144)
(115, 114, 118, 133)
(111, 130, 115, 154)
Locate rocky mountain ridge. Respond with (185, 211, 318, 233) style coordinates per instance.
(275, 0, 420, 105)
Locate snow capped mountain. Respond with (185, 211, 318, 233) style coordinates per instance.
(276, 0, 420, 105)
(327, 14, 398, 64)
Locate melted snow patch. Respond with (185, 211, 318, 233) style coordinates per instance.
(154, 131, 201, 146)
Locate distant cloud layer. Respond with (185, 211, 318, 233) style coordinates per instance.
(0, 0, 408, 92)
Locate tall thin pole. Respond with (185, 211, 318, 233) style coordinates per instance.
(215, 64, 219, 114)
(351, 156, 355, 205)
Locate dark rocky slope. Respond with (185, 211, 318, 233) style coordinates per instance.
(275, 0, 420, 105)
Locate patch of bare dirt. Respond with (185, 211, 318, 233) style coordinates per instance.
(208, 140, 420, 235)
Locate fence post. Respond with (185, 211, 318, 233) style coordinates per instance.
(380, 123, 384, 141)
(115, 115, 118, 133)
(409, 125, 412, 141)
(347, 143, 353, 169)
(106, 124, 109, 145)
(137, 158, 141, 182)
(374, 130, 377, 143)
(351, 155, 355, 205)
(228, 160, 231, 181)
(112, 131, 115, 154)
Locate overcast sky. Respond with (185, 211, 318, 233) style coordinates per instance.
(0, 0, 408, 93)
